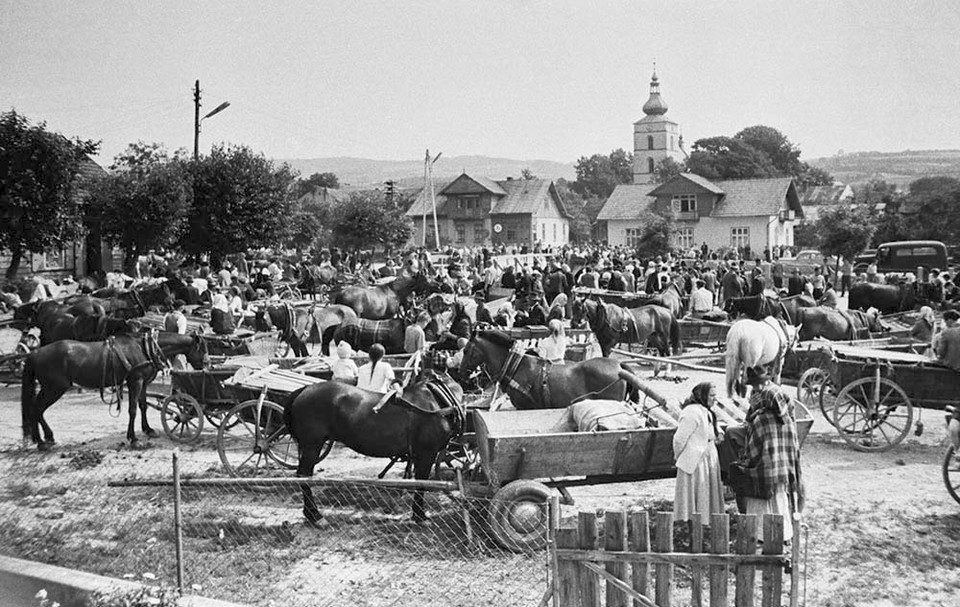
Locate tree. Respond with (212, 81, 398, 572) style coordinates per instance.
(734, 126, 802, 176)
(520, 167, 535, 180)
(0, 110, 99, 279)
(902, 176, 960, 244)
(633, 211, 676, 259)
(89, 143, 191, 274)
(298, 171, 339, 195)
(330, 190, 411, 252)
(792, 221, 820, 249)
(652, 157, 684, 184)
(816, 204, 878, 268)
(182, 144, 297, 266)
(685, 136, 777, 180)
(572, 148, 633, 199)
(554, 179, 593, 243)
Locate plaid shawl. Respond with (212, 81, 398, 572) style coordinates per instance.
(742, 385, 803, 503)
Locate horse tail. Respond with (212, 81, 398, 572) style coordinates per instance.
(725, 333, 740, 398)
(283, 386, 310, 445)
(670, 315, 682, 355)
(21, 354, 37, 439)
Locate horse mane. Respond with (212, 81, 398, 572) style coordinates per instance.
(476, 329, 515, 349)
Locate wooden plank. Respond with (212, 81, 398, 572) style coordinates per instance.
(616, 349, 726, 374)
(556, 527, 581, 607)
(709, 514, 730, 607)
(578, 512, 601, 607)
(583, 563, 657, 607)
(734, 514, 758, 607)
(628, 511, 650, 606)
(761, 515, 784, 607)
(691, 513, 703, 607)
(552, 550, 791, 567)
(654, 512, 673, 607)
(605, 511, 629, 607)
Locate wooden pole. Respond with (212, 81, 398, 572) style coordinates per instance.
(172, 451, 185, 592)
(614, 349, 726, 375)
(422, 150, 429, 247)
(110, 476, 460, 492)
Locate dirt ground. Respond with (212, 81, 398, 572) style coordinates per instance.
(2, 352, 959, 606)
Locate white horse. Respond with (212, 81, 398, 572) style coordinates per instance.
(725, 316, 798, 397)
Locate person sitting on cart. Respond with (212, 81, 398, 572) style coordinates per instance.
(910, 306, 936, 343)
(330, 341, 359, 385)
(818, 282, 839, 309)
(357, 344, 400, 394)
(934, 310, 960, 371)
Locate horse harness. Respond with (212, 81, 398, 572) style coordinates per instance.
(497, 344, 555, 408)
(376, 375, 467, 442)
(837, 309, 870, 340)
(99, 330, 168, 406)
(761, 316, 795, 374)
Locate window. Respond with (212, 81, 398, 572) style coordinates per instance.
(647, 157, 654, 173)
(676, 227, 694, 249)
(647, 135, 654, 150)
(541, 224, 546, 242)
(458, 195, 479, 211)
(625, 228, 643, 248)
(670, 136, 674, 150)
(506, 228, 516, 242)
(670, 195, 697, 213)
(473, 223, 485, 243)
(455, 225, 465, 243)
(730, 227, 750, 249)
(553, 223, 557, 241)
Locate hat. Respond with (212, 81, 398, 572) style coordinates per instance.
(944, 310, 960, 322)
(745, 365, 770, 384)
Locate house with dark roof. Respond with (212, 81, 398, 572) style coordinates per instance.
(405, 173, 571, 248)
(596, 173, 803, 254)
(797, 184, 854, 221)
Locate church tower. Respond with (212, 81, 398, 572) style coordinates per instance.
(632, 67, 684, 185)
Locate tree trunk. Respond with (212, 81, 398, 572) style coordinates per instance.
(5, 246, 22, 281)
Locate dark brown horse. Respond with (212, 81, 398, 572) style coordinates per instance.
(14, 298, 107, 325)
(21, 332, 207, 450)
(260, 302, 359, 356)
(285, 371, 464, 523)
(572, 297, 681, 357)
(333, 271, 435, 320)
(460, 329, 667, 410)
(38, 312, 139, 346)
(91, 282, 175, 313)
(723, 294, 818, 325)
(649, 282, 686, 318)
(323, 317, 407, 355)
(848, 282, 917, 313)
(797, 307, 885, 341)
(777, 294, 819, 326)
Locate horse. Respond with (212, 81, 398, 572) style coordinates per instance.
(98, 282, 174, 313)
(63, 292, 144, 319)
(724, 317, 798, 398)
(777, 294, 819, 326)
(848, 282, 917, 314)
(20, 332, 207, 450)
(333, 271, 435, 320)
(285, 371, 465, 523)
(797, 307, 886, 341)
(572, 297, 681, 358)
(649, 282, 686, 318)
(722, 295, 783, 320)
(460, 329, 667, 410)
(260, 302, 359, 356)
(323, 317, 407, 355)
(14, 298, 107, 325)
(38, 312, 139, 346)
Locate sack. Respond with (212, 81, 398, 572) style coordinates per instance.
(727, 460, 768, 499)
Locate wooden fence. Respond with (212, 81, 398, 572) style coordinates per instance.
(550, 510, 794, 607)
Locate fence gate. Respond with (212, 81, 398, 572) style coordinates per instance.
(550, 510, 795, 607)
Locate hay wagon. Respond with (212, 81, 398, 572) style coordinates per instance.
(813, 343, 956, 452)
(464, 399, 814, 552)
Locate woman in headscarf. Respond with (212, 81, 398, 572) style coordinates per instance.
(330, 341, 359, 385)
(538, 319, 568, 364)
(547, 293, 568, 323)
(209, 292, 235, 335)
(910, 306, 935, 343)
(673, 382, 725, 526)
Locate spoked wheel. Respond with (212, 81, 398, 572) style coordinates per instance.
(488, 480, 554, 552)
(217, 399, 298, 476)
(161, 392, 204, 443)
(943, 445, 960, 505)
(797, 368, 837, 426)
(832, 377, 913, 452)
(437, 435, 482, 480)
(204, 407, 240, 430)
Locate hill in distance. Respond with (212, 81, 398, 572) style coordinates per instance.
(808, 149, 960, 188)
(281, 155, 576, 189)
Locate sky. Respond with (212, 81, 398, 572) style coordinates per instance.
(3, 0, 959, 168)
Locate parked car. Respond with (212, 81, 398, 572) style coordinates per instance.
(780, 250, 839, 276)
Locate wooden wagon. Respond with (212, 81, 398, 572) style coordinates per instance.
(814, 344, 955, 452)
(465, 400, 814, 552)
(0, 321, 34, 382)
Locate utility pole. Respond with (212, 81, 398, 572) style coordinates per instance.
(193, 80, 201, 162)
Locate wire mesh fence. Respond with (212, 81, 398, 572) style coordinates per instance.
(0, 439, 549, 606)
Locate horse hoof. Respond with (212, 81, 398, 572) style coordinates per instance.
(145, 429, 159, 438)
(37, 442, 52, 452)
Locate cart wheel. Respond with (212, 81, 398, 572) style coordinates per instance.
(144, 391, 167, 413)
(832, 377, 913, 452)
(161, 392, 204, 443)
(217, 399, 298, 476)
(943, 445, 960, 506)
(797, 368, 837, 426)
(204, 408, 240, 430)
(488, 480, 553, 552)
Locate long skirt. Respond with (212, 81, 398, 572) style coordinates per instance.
(673, 447, 724, 523)
(744, 485, 793, 542)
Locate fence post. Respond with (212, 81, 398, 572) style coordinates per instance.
(654, 512, 673, 607)
(172, 450, 185, 592)
(760, 514, 784, 607)
(628, 510, 650, 604)
(690, 513, 703, 607)
(604, 510, 628, 607)
(734, 514, 759, 607)
(557, 527, 580, 607)
(549, 493, 561, 607)
(709, 513, 729, 607)
(578, 511, 600, 607)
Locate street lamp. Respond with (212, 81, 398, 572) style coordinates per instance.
(193, 80, 230, 162)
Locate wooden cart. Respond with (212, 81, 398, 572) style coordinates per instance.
(465, 400, 814, 552)
(818, 343, 955, 452)
(0, 321, 36, 383)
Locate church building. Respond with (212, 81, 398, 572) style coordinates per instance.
(631, 69, 685, 185)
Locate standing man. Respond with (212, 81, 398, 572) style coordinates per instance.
(935, 310, 960, 371)
(840, 257, 854, 297)
(720, 263, 744, 307)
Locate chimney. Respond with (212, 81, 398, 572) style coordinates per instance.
(506, 176, 514, 181)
